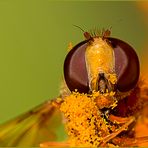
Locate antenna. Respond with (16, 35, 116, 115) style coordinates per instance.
(73, 25, 85, 33)
(73, 25, 91, 40)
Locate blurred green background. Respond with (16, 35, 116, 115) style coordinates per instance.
(0, 0, 147, 125)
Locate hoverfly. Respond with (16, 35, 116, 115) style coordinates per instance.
(0, 28, 148, 147)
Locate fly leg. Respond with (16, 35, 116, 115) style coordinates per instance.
(108, 114, 135, 124)
(111, 136, 148, 147)
(100, 116, 135, 146)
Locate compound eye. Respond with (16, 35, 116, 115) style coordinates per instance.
(64, 40, 89, 93)
(108, 38, 140, 92)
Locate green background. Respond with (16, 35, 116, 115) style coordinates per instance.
(0, 0, 147, 125)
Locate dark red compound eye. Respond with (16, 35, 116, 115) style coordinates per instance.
(64, 37, 140, 93)
(64, 40, 89, 93)
(108, 37, 140, 92)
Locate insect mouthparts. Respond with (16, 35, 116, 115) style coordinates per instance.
(96, 72, 116, 94)
(98, 73, 107, 93)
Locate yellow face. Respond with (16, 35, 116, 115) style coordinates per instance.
(85, 37, 116, 92)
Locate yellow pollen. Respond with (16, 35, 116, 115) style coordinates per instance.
(108, 74, 117, 84)
(60, 92, 114, 147)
